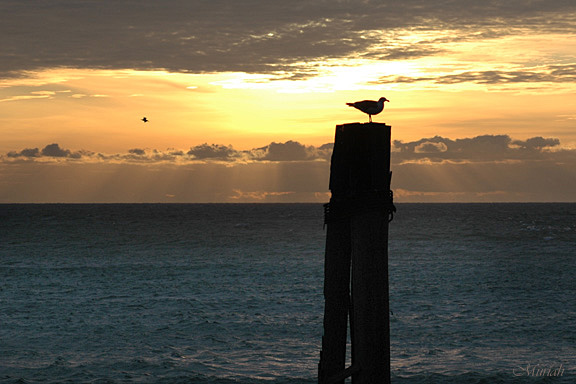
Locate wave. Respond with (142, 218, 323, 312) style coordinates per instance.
(2, 370, 574, 384)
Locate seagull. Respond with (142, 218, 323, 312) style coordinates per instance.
(141, 117, 148, 123)
(346, 97, 389, 122)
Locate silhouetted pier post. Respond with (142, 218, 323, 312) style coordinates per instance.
(319, 122, 394, 384)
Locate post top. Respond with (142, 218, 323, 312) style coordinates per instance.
(337, 122, 391, 128)
(329, 122, 391, 195)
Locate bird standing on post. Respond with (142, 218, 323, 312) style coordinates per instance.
(346, 97, 389, 122)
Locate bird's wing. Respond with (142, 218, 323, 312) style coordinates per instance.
(354, 100, 378, 110)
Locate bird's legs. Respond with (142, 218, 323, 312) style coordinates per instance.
(369, 115, 372, 123)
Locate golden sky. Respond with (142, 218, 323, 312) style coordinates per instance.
(1, 1, 575, 202)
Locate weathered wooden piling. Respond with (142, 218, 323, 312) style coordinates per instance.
(319, 122, 394, 384)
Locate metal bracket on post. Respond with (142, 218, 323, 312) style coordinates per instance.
(323, 189, 396, 227)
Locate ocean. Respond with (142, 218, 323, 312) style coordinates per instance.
(0, 203, 574, 383)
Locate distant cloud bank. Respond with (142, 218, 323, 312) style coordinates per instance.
(4, 140, 334, 164)
(4, 134, 570, 165)
(1, 134, 574, 203)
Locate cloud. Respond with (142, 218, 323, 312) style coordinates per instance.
(3, 140, 334, 165)
(2, 134, 575, 203)
(392, 159, 576, 202)
(7, 143, 83, 159)
(187, 143, 241, 160)
(1, 0, 575, 79)
(128, 148, 146, 156)
(7, 147, 40, 158)
(373, 64, 576, 85)
(512, 137, 560, 150)
(257, 140, 311, 161)
(183, 141, 332, 162)
(0, 94, 53, 102)
(3, 135, 572, 166)
(252, 141, 334, 161)
(0, 86, 110, 103)
(414, 141, 448, 154)
(363, 46, 446, 61)
(392, 134, 570, 163)
(42, 143, 72, 157)
(389, 134, 576, 201)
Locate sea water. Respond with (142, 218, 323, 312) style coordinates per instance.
(0, 203, 574, 383)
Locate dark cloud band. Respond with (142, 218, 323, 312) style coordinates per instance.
(1, 0, 575, 78)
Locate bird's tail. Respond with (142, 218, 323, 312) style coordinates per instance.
(346, 103, 354, 107)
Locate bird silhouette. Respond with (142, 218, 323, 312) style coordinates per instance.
(141, 117, 148, 123)
(346, 97, 389, 122)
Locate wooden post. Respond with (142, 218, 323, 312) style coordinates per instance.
(319, 122, 393, 384)
(318, 218, 351, 384)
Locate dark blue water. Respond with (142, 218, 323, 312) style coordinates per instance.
(1, 203, 575, 383)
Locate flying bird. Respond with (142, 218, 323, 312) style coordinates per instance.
(346, 97, 389, 122)
(141, 117, 148, 123)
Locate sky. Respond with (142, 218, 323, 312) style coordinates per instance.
(1, 0, 575, 203)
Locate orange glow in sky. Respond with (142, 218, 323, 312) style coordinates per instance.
(1, 1, 575, 202)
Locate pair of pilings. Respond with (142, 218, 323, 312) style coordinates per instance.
(318, 122, 394, 384)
